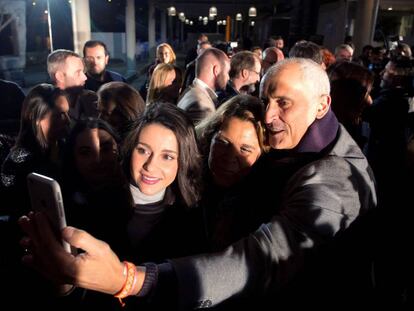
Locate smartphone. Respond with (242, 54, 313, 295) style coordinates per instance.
(27, 172, 71, 254)
(27, 173, 76, 295)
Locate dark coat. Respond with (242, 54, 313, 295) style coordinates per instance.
(84, 70, 126, 92)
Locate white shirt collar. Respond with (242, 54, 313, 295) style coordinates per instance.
(193, 78, 218, 100)
(129, 183, 166, 205)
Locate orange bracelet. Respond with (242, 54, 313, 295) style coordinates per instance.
(114, 261, 137, 307)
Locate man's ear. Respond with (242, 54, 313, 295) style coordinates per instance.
(55, 70, 64, 84)
(241, 69, 249, 79)
(212, 64, 219, 77)
(316, 94, 331, 119)
(105, 55, 109, 65)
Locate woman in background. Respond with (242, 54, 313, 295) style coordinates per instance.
(97, 81, 145, 141)
(146, 63, 182, 105)
(140, 43, 177, 100)
(328, 61, 374, 153)
(1, 83, 70, 218)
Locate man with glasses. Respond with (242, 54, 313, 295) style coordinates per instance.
(217, 50, 262, 106)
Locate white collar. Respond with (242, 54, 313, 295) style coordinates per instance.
(193, 78, 218, 100)
(129, 183, 166, 205)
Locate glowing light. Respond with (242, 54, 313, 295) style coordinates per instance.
(209, 6, 217, 16)
(168, 6, 176, 16)
(248, 7, 257, 17)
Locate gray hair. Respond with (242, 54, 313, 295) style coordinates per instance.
(262, 58, 330, 98)
(47, 49, 81, 82)
(334, 44, 354, 56)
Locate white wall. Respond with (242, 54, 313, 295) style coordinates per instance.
(91, 32, 126, 61)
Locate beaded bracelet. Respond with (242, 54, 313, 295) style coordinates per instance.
(114, 261, 137, 307)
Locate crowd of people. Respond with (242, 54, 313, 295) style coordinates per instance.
(1, 34, 413, 310)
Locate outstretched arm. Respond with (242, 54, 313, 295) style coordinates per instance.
(19, 212, 145, 296)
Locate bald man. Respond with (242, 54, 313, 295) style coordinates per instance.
(262, 47, 285, 74)
(178, 47, 230, 124)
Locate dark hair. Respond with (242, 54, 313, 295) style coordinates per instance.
(328, 62, 374, 126)
(15, 83, 66, 153)
(83, 40, 109, 57)
(331, 79, 370, 126)
(98, 82, 145, 137)
(122, 102, 202, 207)
(229, 51, 260, 79)
(67, 118, 120, 149)
(196, 95, 268, 159)
(327, 61, 374, 91)
(64, 118, 120, 180)
(289, 40, 323, 65)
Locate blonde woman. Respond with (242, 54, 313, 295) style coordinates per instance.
(140, 43, 178, 100)
(148, 43, 176, 77)
(146, 63, 182, 105)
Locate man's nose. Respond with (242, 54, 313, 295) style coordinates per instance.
(264, 103, 279, 124)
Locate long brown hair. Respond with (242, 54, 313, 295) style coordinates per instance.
(16, 83, 66, 153)
(122, 102, 202, 207)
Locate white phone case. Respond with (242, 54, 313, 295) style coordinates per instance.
(27, 172, 71, 253)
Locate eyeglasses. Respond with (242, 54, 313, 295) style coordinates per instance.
(249, 69, 261, 76)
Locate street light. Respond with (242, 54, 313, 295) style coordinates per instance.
(168, 6, 176, 16)
(248, 6, 257, 17)
(209, 6, 217, 17)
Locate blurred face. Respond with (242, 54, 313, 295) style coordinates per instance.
(99, 101, 124, 133)
(74, 128, 119, 186)
(262, 51, 278, 74)
(197, 43, 212, 55)
(60, 56, 87, 89)
(198, 35, 208, 44)
(252, 48, 262, 58)
(84, 45, 109, 75)
(130, 123, 179, 196)
(40, 95, 70, 143)
(380, 61, 396, 88)
(247, 59, 262, 86)
(158, 47, 172, 64)
(209, 117, 261, 188)
(336, 49, 353, 61)
(216, 59, 230, 91)
(275, 39, 284, 49)
(262, 65, 321, 150)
